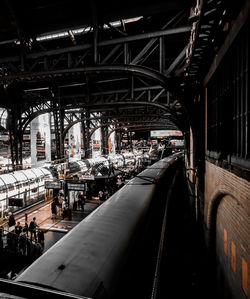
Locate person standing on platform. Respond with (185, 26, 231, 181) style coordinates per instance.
(7, 212, 16, 232)
(23, 222, 29, 237)
(86, 185, 92, 201)
(78, 193, 85, 211)
(51, 200, 57, 220)
(29, 217, 38, 242)
(14, 221, 22, 236)
(57, 193, 63, 217)
(19, 228, 27, 255)
(98, 189, 104, 201)
(37, 229, 45, 249)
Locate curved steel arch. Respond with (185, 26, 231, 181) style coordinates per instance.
(62, 113, 168, 136)
(20, 98, 180, 132)
(3, 65, 171, 89)
(107, 124, 176, 138)
(62, 118, 171, 140)
(21, 108, 54, 131)
(107, 124, 179, 138)
(89, 120, 175, 137)
(61, 101, 180, 138)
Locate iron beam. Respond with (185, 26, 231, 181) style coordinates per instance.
(0, 26, 190, 63)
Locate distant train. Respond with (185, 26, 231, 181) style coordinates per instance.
(15, 153, 183, 299)
(0, 167, 53, 219)
(63, 152, 145, 178)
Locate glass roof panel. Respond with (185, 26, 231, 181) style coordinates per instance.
(12, 171, 28, 182)
(0, 174, 17, 185)
(22, 169, 37, 180)
(30, 168, 45, 177)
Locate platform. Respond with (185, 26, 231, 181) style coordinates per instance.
(0, 198, 102, 252)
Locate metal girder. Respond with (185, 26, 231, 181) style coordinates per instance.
(0, 26, 190, 63)
(63, 113, 172, 139)
(19, 98, 180, 132)
(0, 65, 170, 87)
(185, 0, 248, 82)
(165, 45, 188, 76)
(0, 23, 190, 94)
(88, 119, 171, 139)
(203, 1, 250, 85)
(108, 124, 175, 138)
(0, 7, 194, 150)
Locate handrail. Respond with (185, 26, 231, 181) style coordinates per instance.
(0, 278, 91, 299)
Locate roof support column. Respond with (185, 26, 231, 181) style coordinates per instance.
(116, 128, 122, 154)
(101, 122, 109, 156)
(85, 109, 91, 158)
(59, 100, 65, 159)
(8, 106, 23, 170)
(91, 1, 98, 65)
(81, 110, 91, 159)
(52, 101, 61, 160)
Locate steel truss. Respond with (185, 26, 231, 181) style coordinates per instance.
(0, 8, 192, 166)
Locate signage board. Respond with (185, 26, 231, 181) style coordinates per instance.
(67, 183, 85, 191)
(81, 175, 95, 181)
(45, 181, 62, 189)
(150, 130, 183, 137)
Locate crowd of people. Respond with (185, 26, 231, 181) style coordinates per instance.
(51, 192, 73, 220)
(1, 213, 45, 257)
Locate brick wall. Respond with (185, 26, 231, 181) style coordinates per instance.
(204, 161, 249, 298)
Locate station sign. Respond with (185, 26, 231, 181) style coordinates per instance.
(67, 183, 85, 191)
(150, 130, 183, 137)
(81, 175, 95, 181)
(45, 181, 62, 189)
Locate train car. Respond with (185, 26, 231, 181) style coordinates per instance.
(87, 156, 110, 169)
(67, 157, 110, 177)
(67, 154, 138, 178)
(67, 160, 89, 176)
(122, 152, 136, 167)
(0, 167, 52, 219)
(15, 153, 182, 298)
(108, 154, 124, 169)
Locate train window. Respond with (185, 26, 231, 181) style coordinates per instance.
(8, 185, 14, 191)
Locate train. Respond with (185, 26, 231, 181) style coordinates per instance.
(0, 167, 53, 219)
(66, 152, 142, 177)
(14, 152, 183, 299)
(0, 152, 149, 219)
